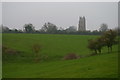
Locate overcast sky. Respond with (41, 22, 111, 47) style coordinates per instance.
(0, 2, 2, 25)
(2, 2, 118, 30)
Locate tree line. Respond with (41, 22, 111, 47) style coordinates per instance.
(1, 22, 120, 35)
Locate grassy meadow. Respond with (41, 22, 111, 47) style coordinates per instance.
(2, 33, 118, 78)
(0, 33, 2, 79)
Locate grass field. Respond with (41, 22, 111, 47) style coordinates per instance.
(2, 33, 118, 78)
(0, 33, 2, 79)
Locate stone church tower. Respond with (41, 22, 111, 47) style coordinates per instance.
(78, 16, 86, 31)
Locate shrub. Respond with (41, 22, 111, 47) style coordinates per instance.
(2, 45, 8, 53)
(5, 48, 17, 54)
(32, 44, 41, 54)
(63, 53, 80, 60)
(2, 45, 18, 55)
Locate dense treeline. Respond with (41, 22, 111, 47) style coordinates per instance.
(1, 22, 120, 35)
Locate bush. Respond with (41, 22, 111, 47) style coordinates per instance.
(63, 53, 80, 60)
(2, 45, 8, 53)
(2, 45, 18, 55)
(32, 44, 42, 62)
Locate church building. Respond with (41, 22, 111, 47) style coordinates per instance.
(78, 16, 86, 31)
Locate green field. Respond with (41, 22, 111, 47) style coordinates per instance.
(2, 33, 118, 78)
(0, 33, 2, 79)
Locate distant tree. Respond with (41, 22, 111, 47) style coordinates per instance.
(17, 29, 23, 33)
(24, 23, 35, 33)
(92, 30, 101, 35)
(65, 26, 77, 33)
(99, 23, 108, 32)
(14, 29, 18, 32)
(40, 23, 48, 32)
(9, 28, 19, 33)
(41, 22, 58, 33)
(59, 27, 64, 31)
(2, 25, 10, 33)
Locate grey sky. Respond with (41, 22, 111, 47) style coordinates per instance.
(2, 2, 118, 30)
(0, 2, 2, 25)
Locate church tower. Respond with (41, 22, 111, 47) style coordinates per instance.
(78, 16, 86, 31)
